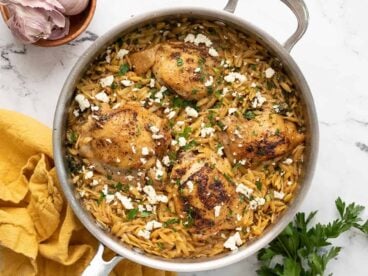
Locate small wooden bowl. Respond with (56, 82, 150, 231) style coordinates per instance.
(0, 0, 96, 47)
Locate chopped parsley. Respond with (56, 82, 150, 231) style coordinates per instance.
(183, 140, 198, 151)
(115, 182, 129, 192)
(97, 192, 105, 205)
(66, 130, 78, 145)
(140, 211, 152, 217)
(163, 218, 180, 227)
(171, 96, 197, 109)
(244, 110, 256, 120)
(118, 63, 130, 75)
(192, 88, 199, 95)
(127, 208, 138, 220)
(176, 57, 184, 66)
(256, 180, 262, 191)
(223, 173, 235, 185)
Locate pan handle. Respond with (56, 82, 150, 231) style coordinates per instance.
(82, 244, 124, 276)
(223, 0, 309, 52)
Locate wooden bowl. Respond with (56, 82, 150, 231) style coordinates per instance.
(0, 0, 96, 47)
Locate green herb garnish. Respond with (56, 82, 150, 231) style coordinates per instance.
(183, 140, 198, 151)
(97, 192, 105, 205)
(257, 198, 368, 276)
(256, 180, 262, 191)
(176, 57, 184, 66)
(171, 96, 197, 109)
(66, 130, 78, 145)
(244, 110, 256, 120)
(127, 208, 138, 220)
(140, 211, 152, 218)
(119, 63, 130, 75)
(163, 218, 180, 227)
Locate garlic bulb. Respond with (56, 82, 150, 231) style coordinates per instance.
(0, 0, 69, 44)
(57, 0, 89, 16)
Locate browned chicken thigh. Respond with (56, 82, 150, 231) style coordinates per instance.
(219, 108, 305, 168)
(78, 103, 171, 174)
(129, 41, 219, 100)
(171, 153, 245, 239)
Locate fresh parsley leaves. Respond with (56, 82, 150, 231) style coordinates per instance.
(257, 198, 368, 276)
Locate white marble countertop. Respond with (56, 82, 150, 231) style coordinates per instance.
(1, 0, 367, 275)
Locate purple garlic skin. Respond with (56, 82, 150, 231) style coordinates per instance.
(57, 0, 89, 16)
(0, 0, 70, 44)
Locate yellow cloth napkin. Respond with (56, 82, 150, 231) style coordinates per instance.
(0, 109, 176, 276)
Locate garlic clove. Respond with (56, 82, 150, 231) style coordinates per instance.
(57, 0, 90, 16)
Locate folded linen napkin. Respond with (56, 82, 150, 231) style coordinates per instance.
(0, 109, 176, 276)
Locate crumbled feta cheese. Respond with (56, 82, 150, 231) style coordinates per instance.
(208, 47, 219, 57)
(167, 110, 176, 120)
(184, 33, 195, 43)
(141, 147, 150, 156)
(143, 185, 168, 204)
(105, 138, 112, 144)
(146, 220, 162, 231)
(274, 191, 285, 200)
(112, 103, 121, 109)
(75, 94, 90, 111)
(252, 92, 267, 108)
(126, 175, 134, 181)
(152, 134, 164, 140)
(95, 91, 109, 103)
(239, 159, 247, 165)
(73, 109, 80, 117)
(131, 144, 136, 154)
(236, 183, 253, 198)
(176, 121, 185, 126)
(171, 140, 178, 146)
(137, 229, 151, 239)
(99, 75, 114, 87)
(287, 180, 293, 186)
(155, 160, 164, 180)
(204, 76, 214, 87)
(91, 105, 99, 111)
(145, 204, 153, 211)
(250, 197, 266, 210)
(214, 205, 221, 217)
(149, 78, 155, 88)
(185, 106, 199, 118)
(222, 87, 229, 96)
(224, 232, 242, 251)
(105, 55, 111, 64)
(224, 72, 247, 83)
(138, 205, 145, 212)
(116, 49, 129, 59)
(265, 67, 275, 78)
(154, 86, 166, 103)
(217, 146, 224, 156)
(237, 214, 242, 221)
(162, 155, 170, 167)
(91, 179, 99, 186)
(283, 158, 293, 165)
(228, 108, 238, 115)
(234, 129, 243, 138)
(149, 125, 160, 134)
(115, 192, 134, 209)
(194, 67, 201, 73)
(140, 158, 147, 164)
(178, 137, 187, 147)
(250, 82, 257, 88)
(185, 33, 213, 47)
(271, 105, 280, 113)
(84, 171, 93, 179)
(200, 127, 215, 138)
(105, 194, 115, 204)
(121, 79, 133, 87)
(187, 181, 194, 193)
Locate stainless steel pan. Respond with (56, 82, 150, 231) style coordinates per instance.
(53, 0, 318, 274)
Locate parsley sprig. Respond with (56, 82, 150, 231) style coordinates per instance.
(257, 198, 368, 276)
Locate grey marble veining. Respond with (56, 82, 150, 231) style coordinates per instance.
(0, 0, 367, 275)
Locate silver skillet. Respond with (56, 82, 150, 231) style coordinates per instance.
(53, 0, 319, 274)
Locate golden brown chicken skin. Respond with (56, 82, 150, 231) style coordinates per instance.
(171, 154, 245, 239)
(77, 103, 171, 174)
(219, 112, 305, 168)
(129, 42, 219, 100)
